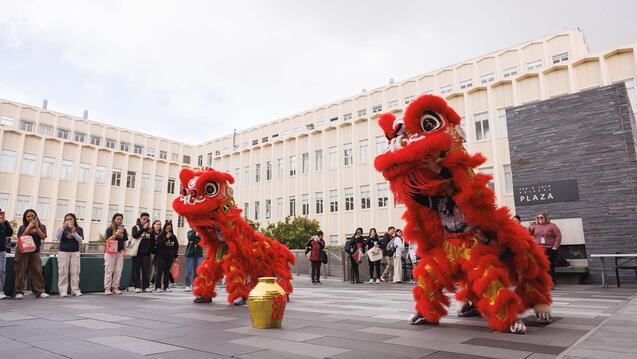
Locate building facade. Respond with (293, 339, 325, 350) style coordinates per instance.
(1, 29, 636, 245)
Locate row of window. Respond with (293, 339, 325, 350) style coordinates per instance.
(0, 151, 176, 193)
(0, 192, 185, 227)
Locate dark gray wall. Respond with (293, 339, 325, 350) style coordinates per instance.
(507, 83, 637, 282)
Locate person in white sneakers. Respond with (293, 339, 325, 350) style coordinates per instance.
(0, 209, 13, 300)
(391, 229, 405, 284)
(16, 209, 49, 299)
(103, 213, 128, 295)
(56, 213, 83, 298)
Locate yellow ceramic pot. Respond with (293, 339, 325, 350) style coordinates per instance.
(247, 277, 287, 329)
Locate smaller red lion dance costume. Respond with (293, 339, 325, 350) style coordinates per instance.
(172, 167, 295, 305)
(374, 95, 552, 333)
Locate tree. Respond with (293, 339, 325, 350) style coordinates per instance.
(261, 216, 320, 249)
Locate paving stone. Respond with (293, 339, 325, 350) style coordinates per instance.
(384, 336, 532, 359)
(238, 349, 316, 359)
(462, 337, 565, 355)
(78, 312, 136, 322)
(0, 312, 37, 321)
(307, 336, 433, 358)
(87, 335, 183, 355)
(66, 319, 126, 329)
(173, 312, 236, 322)
(2, 346, 67, 358)
(61, 304, 105, 310)
(421, 351, 494, 359)
(226, 326, 326, 341)
(231, 336, 350, 358)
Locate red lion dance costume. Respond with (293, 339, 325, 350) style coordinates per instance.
(172, 167, 295, 305)
(374, 95, 552, 334)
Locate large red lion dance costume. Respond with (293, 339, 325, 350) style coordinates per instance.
(172, 167, 295, 305)
(374, 95, 552, 334)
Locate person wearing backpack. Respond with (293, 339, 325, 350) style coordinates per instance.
(305, 231, 325, 284)
(184, 228, 203, 291)
(380, 226, 395, 282)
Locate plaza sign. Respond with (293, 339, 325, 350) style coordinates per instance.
(514, 179, 579, 206)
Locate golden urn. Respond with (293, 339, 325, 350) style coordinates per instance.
(247, 277, 287, 329)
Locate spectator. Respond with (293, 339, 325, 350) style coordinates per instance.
(56, 213, 83, 297)
(380, 226, 396, 282)
(15, 209, 48, 299)
(529, 211, 562, 286)
(150, 220, 162, 287)
(407, 240, 419, 284)
(365, 228, 382, 284)
(344, 227, 365, 284)
(392, 229, 405, 283)
(104, 213, 128, 295)
(513, 214, 522, 224)
(131, 213, 154, 293)
(305, 231, 325, 284)
(0, 209, 13, 300)
(155, 221, 178, 292)
(184, 228, 203, 291)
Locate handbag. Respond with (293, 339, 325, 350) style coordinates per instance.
(105, 239, 119, 254)
(126, 238, 141, 257)
(367, 247, 383, 262)
(18, 235, 37, 253)
(320, 250, 328, 264)
(171, 261, 180, 279)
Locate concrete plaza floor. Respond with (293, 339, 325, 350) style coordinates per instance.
(0, 277, 635, 359)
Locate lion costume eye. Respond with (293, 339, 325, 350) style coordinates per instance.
(420, 111, 444, 132)
(204, 182, 219, 196)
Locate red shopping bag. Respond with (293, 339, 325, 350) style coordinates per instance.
(171, 261, 180, 280)
(18, 235, 37, 253)
(105, 239, 119, 254)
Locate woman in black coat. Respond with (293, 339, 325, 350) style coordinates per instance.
(344, 227, 365, 284)
(365, 228, 382, 284)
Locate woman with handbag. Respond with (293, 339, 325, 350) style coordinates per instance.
(155, 222, 178, 292)
(149, 220, 162, 288)
(104, 213, 128, 295)
(305, 231, 325, 284)
(345, 227, 365, 284)
(131, 212, 154, 293)
(15, 209, 48, 299)
(56, 213, 83, 297)
(365, 228, 383, 284)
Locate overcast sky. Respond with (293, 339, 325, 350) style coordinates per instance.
(0, 0, 635, 144)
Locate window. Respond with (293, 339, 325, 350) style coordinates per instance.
(329, 234, 339, 245)
(160, 150, 168, 160)
(38, 124, 53, 136)
(60, 160, 74, 181)
(36, 197, 49, 219)
(21, 153, 36, 176)
(141, 173, 150, 191)
(357, 109, 367, 117)
(147, 148, 156, 158)
(626, 80, 637, 112)
(171, 153, 179, 162)
(377, 182, 388, 207)
(552, 52, 569, 64)
(166, 210, 174, 222)
(105, 138, 116, 149)
(302, 194, 309, 215)
(206, 152, 212, 166)
(460, 118, 467, 143)
(183, 155, 191, 164)
(56, 199, 69, 220)
(358, 140, 369, 163)
(41, 157, 55, 177)
(343, 113, 352, 121)
(329, 190, 338, 212)
(372, 105, 382, 113)
(74, 132, 86, 143)
(262, 137, 269, 143)
(474, 112, 490, 141)
(167, 178, 176, 194)
(126, 171, 136, 188)
(328, 146, 337, 169)
(503, 165, 513, 194)
(404, 95, 415, 104)
(243, 202, 249, 219)
(78, 163, 90, 183)
(108, 204, 118, 220)
(197, 155, 203, 167)
(315, 150, 323, 172)
(0, 150, 16, 172)
(344, 187, 354, 211)
(90, 135, 101, 146)
(133, 144, 143, 155)
(440, 85, 453, 95)
(0, 193, 8, 212)
(111, 169, 122, 186)
(526, 59, 543, 71)
(360, 185, 371, 209)
(234, 168, 240, 184)
(153, 208, 162, 221)
(19, 120, 34, 132)
(265, 199, 271, 219)
(480, 167, 495, 191)
(255, 163, 261, 182)
(254, 201, 260, 220)
(121, 142, 130, 152)
(497, 108, 508, 137)
(301, 152, 309, 174)
(480, 73, 495, 84)
(57, 128, 70, 140)
(252, 139, 259, 146)
(244, 166, 249, 184)
(388, 100, 399, 109)
(75, 201, 87, 221)
(288, 156, 296, 176)
(503, 66, 518, 78)
(460, 79, 473, 90)
(0, 116, 14, 127)
(277, 158, 284, 178)
(16, 195, 31, 217)
(154, 175, 163, 192)
(266, 161, 272, 180)
(343, 143, 353, 166)
(139, 207, 148, 218)
(289, 196, 296, 217)
(95, 166, 107, 185)
(124, 206, 133, 224)
(375, 136, 386, 155)
(276, 197, 283, 218)
(91, 203, 103, 222)
(315, 192, 324, 214)
(177, 216, 185, 228)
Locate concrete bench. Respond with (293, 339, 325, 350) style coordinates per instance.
(555, 259, 589, 284)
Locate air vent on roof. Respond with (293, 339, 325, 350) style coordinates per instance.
(42, 99, 48, 109)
